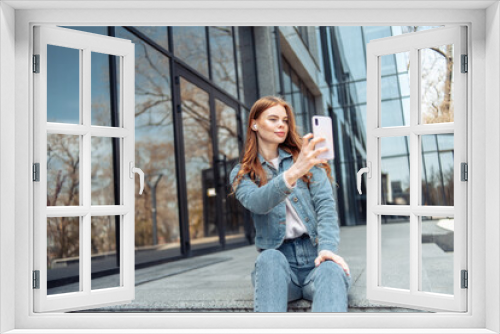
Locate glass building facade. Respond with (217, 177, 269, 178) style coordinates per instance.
(46, 25, 453, 292)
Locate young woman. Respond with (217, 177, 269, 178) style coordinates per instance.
(230, 96, 351, 312)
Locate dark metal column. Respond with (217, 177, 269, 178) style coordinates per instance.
(169, 27, 192, 257)
(107, 26, 121, 267)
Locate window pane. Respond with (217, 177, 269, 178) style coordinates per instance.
(172, 27, 208, 77)
(381, 136, 410, 205)
(47, 45, 80, 124)
(47, 217, 80, 295)
(282, 58, 292, 103)
(91, 216, 120, 290)
(216, 100, 244, 238)
(421, 134, 454, 206)
(381, 215, 410, 290)
(380, 51, 410, 127)
(209, 27, 237, 97)
(421, 216, 454, 295)
(116, 27, 181, 258)
(134, 26, 169, 50)
(421, 44, 454, 124)
(180, 79, 216, 244)
(91, 137, 119, 206)
(47, 134, 80, 206)
(91, 51, 120, 127)
(337, 26, 366, 81)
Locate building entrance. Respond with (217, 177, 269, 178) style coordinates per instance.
(175, 68, 248, 255)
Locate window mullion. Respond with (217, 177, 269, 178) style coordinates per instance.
(82, 47, 92, 294)
(409, 47, 420, 295)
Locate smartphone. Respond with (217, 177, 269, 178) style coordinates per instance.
(312, 116, 335, 160)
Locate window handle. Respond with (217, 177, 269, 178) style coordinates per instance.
(129, 162, 144, 195)
(357, 162, 371, 195)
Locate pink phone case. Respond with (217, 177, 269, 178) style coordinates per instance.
(312, 116, 335, 160)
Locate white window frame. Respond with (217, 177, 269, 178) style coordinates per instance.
(0, 2, 498, 333)
(33, 25, 136, 312)
(365, 26, 467, 312)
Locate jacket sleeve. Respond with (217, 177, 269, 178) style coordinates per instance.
(309, 166, 340, 253)
(229, 164, 292, 215)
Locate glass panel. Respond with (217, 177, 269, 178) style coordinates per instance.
(172, 27, 209, 77)
(91, 51, 120, 127)
(354, 81, 367, 104)
(91, 137, 119, 206)
(47, 45, 80, 124)
(180, 78, 217, 245)
(282, 59, 292, 104)
(291, 72, 305, 135)
(380, 51, 410, 127)
(91, 216, 120, 290)
(209, 27, 237, 97)
(47, 217, 80, 295)
(421, 216, 454, 295)
(380, 136, 410, 205)
(380, 215, 410, 290)
(421, 134, 454, 206)
(216, 100, 244, 239)
(420, 44, 454, 124)
(134, 26, 169, 50)
(337, 26, 366, 81)
(115, 27, 181, 261)
(47, 134, 80, 206)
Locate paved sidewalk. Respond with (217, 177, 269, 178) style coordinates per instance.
(82, 222, 453, 313)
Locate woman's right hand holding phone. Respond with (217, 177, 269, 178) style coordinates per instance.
(284, 133, 328, 186)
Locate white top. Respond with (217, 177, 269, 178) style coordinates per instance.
(269, 157, 308, 239)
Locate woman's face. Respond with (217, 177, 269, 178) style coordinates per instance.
(252, 104, 289, 146)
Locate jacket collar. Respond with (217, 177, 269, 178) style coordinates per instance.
(258, 147, 292, 166)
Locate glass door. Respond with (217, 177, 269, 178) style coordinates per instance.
(214, 97, 246, 246)
(361, 26, 467, 312)
(33, 26, 139, 312)
(176, 68, 245, 252)
(178, 76, 218, 250)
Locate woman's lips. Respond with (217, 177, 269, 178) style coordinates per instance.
(275, 132, 286, 137)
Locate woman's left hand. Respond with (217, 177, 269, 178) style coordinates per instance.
(314, 250, 350, 276)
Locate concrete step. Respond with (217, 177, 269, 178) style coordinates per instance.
(76, 224, 450, 313)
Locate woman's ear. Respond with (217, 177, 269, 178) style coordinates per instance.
(251, 122, 258, 131)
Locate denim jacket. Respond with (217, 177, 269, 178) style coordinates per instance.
(229, 148, 340, 254)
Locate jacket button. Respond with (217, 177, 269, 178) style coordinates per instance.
(293, 197, 298, 202)
(305, 217, 309, 222)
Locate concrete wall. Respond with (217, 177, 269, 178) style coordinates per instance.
(253, 27, 277, 97)
(0, 2, 16, 333)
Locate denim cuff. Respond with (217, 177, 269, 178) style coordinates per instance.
(318, 242, 338, 254)
(274, 173, 293, 196)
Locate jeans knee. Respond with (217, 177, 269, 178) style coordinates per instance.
(317, 261, 345, 280)
(256, 249, 287, 268)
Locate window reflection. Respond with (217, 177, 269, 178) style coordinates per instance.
(172, 27, 209, 77)
(116, 27, 181, 254)
(209, 27, 237, 97)
(47, 45, 80, 124)
(47, 134, 80, 207)
(421, 134, 454, 206)
(216, 100, 244, 240)
(282, 57, 315, 135)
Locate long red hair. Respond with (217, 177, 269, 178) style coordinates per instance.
(232, 96, 332, 191)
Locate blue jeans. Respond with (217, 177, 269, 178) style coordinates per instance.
(251, 237, 351, 312)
